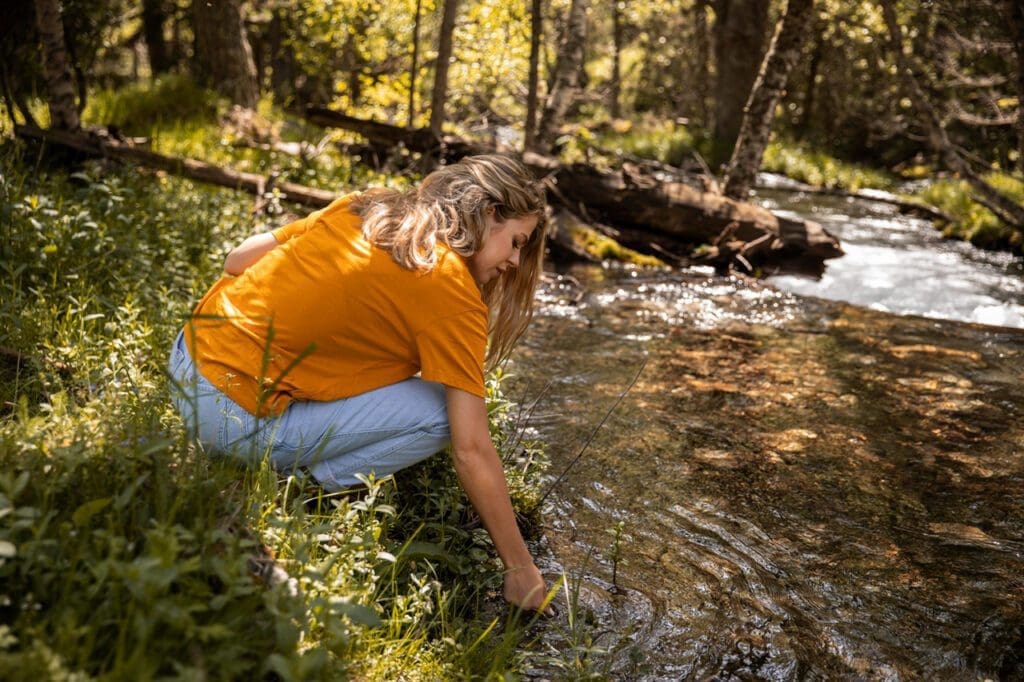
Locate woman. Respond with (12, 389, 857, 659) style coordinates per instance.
(168, 154, 549, 610)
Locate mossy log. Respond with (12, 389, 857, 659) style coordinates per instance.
(296, 108, 842, 273)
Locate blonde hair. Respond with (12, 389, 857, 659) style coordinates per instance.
(351, 154, 548, 368)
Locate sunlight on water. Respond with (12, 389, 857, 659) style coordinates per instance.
(516, 265, 1024, 680)
(758, 181, 1024, 330)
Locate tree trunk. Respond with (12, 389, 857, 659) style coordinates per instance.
(524, 0, 543, 151)
(711, 0, 770, 167)
(536, 0, 589, 151)
(267, 9, 295, 104)
(692, 0, 711, 126)
(610, 0, 624, 119)
(191, 0, 259, 109)
(142, 0, 173, 75)
(880, 0, 1024, 230)
(34, 0, 79, 131)
(429, 0, 460, 136)
(798, 20, 823, 137)
(1003, 0, 1024, 173)
(408, 0, 423, 128)
(724, 0, 815, 199)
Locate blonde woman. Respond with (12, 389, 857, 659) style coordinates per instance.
(169, 155, 549, 610)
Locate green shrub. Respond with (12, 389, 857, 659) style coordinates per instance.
(919, 174, 1024, 252)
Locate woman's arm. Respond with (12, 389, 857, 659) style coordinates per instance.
(445, 386, 548, 610)
(224, 232, 280, 275)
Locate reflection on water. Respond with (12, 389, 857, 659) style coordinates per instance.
(517, 267, 1024, 680)
(757, 177, 1024, 329)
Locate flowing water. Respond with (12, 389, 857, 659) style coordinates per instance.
(758, 175, 1024, 330)
(512, 194, 1024, 679)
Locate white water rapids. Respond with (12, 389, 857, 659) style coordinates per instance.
(756, 174, 1024, 329)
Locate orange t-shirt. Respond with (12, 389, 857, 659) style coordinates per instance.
(184, 193, 488, 416)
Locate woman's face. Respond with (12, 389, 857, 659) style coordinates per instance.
(467, 211, 539, 286)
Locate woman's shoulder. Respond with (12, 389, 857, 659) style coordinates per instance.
(420, 246, 486, 312)
(320, 192, 363, 222)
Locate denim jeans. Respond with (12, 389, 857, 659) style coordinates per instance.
(167, 330, 451, 490)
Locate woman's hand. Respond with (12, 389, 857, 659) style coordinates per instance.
(503, 562, 549, 611)
(445, 388, 551, 613)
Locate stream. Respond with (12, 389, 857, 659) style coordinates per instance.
(758, 174, 1024, 330)
(512, 189, 1024, 679)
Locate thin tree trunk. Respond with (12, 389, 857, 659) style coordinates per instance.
(142, 0, 173, 75)
(536, 0, 590, 151)
(429, 0, 460, 136)
(880, 0, 1024, 229)
(408, 0, 423, 128)
(267, 9, 294, 103)
(610, 0, 623, 119)
(1, 58, 39, 128)
(711, 0, 770, 167)
(34, 0, 79, 131)
(1003, 0, 1024, 173)
(798, 19, 823, 137)
(692, 0, 711, 126)
(191, 0, 259, 108)
(724, 0, 815, 199)
(524, 0, 543, 151)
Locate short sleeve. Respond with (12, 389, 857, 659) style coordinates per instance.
(272, 212, 317, 243)
(271, 193, 361, 243)
(416, 310, 488, 397)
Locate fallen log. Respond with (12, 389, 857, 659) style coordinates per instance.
(15, 124, 337, 208)
(541, 160, 842, 272)
(299, 106, 494, 160)
(294, 108, 843, 272)
(18, 119, 841, 274)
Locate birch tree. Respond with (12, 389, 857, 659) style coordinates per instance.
(34, 0, 79, 131)
(535, 0, 589, 152)
(724, 0, 816, 199)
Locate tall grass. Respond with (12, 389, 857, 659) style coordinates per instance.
(0, 132, 555, 678)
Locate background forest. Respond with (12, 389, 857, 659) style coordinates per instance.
(1, 0, 1023, 679)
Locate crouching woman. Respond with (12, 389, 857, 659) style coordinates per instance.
(168, 155, 549, 610)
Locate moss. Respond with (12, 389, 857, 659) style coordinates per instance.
(567, 223, 665, 267)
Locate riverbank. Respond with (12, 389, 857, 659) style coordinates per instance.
(761, 142, 1024, 255)
(0, 142, 554, 679)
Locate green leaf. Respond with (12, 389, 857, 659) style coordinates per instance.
(72, 497, 111, 526)
(330, 599, 382, 628)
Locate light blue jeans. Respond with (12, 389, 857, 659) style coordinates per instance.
(167, 331, 451, 490)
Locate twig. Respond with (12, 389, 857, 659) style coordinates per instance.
(537, 357, 648, 506)
(501, 378, 555, 464)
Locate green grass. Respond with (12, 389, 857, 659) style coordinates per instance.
(81, 76, 407, 197)
(761, 141, 897, 192)
(589, 117, 699, 168)
(0, 111, 567, 678)
(919, 173, 1024, 252)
